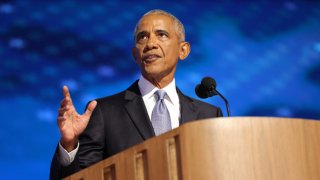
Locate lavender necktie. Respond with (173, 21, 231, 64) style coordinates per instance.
(151, 90, 172, 135)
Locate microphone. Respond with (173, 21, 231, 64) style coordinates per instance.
(195, 77, 231, 117)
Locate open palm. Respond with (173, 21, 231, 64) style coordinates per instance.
(57, 86, 97, 151)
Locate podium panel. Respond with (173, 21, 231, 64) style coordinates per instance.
(64, 117, 320, 180)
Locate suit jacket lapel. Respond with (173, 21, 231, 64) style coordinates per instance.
(124, 81, 155, 140)
(177, 88, 198, 124)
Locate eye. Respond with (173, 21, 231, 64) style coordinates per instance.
(137, 33, 148, 43)
(158, 32, 168, 38)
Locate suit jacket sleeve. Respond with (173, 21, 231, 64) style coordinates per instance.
(50, 102, 105, 179)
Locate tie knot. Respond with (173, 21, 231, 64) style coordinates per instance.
(155, 90, 166, 100)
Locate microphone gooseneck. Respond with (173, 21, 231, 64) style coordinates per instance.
(195, 77, 231, 117)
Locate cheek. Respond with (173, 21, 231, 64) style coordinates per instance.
(164, 46, 179, 60)
(133, 49, 141, 63)
(135, 48, 144, 60)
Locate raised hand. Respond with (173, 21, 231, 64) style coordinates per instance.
(57, 86, 97, 152)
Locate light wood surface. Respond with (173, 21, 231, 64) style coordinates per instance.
(63, 117, 320, 180)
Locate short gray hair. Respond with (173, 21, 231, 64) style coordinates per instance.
(133, 9, 185, 42)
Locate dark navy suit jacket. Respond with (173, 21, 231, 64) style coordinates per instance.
(50, 81, 222, 179)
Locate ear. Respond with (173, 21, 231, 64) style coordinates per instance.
(132, 47, 139, 64)
(179, 42, 190, 60)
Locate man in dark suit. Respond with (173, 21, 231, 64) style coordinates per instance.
(50, 9, 222, 179)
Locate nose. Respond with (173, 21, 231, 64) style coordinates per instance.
(144, 34, 158, 52)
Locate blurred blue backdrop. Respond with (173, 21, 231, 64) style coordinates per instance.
(1, 0, 320, 179)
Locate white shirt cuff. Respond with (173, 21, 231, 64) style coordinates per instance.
(58, 141, 79, 166)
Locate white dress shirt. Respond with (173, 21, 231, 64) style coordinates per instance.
(59, 76, 181, 166)
(138, 75, 180, 129)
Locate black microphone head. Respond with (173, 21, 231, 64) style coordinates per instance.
(202, 76, 218, 97)
(201, 77, 216, 90)
(195, 76, 218, 99)
(195, 84, 208, 98)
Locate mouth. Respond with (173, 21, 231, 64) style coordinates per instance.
(142, 54, 161, 63)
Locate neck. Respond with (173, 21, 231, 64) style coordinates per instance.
(143, 74, 174, 89)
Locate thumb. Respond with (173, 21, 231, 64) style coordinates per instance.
(83, 100, 97, 118)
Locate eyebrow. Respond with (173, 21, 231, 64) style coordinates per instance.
(136, 29, 170, 39)
(155, 29, 169, 36)
(136, 31, 149, 39)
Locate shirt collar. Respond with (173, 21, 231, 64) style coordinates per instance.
(138, 75, 178, 104)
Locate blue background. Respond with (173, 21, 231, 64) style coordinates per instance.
(1, 0, 320, 179)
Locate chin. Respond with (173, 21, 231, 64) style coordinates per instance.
(142, 66, 162, 74)
(144, 71, 160, 78)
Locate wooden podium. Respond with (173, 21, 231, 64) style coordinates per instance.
(63, 117, 320, 180)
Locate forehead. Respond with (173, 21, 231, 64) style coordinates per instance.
(136, 14, 175, 32)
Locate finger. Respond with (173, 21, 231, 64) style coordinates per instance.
(63, 86, 74, 104)
(83, 100, 97, 118)
(60, 97, 72, 108)
(63, 85, 70, 98)
(60, 98, 68, 107)
(58, 109, 64, 117)
(57, 116, 68, 128)
(58, 106, 70, 116)
(57, 116, 67, 122)
(57, 117, 67, 127)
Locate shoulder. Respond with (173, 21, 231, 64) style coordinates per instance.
(192, 96, 223, 117)
(95, 91, 126, 106)
(177, 88, 223, 117)
(187, 95, 220, 111)
(176, 88, 218, 109)
(93, 80, 140, 107)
